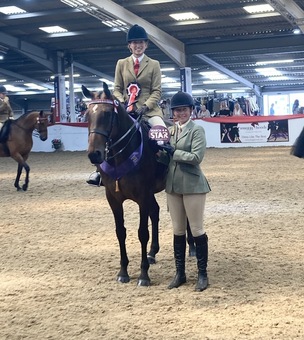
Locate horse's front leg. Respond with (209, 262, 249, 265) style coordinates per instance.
(107, 194, 130, 284)
(14, 163, 23, 191)
(22, 163, 30, 191)
(147, 195, 160, 265)
(138, 204, 151, 287)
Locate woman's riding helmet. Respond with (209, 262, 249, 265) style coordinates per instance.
(127, 24, 148, 42)
(170, 91, 194, 110)
(0, 85, 7, 94)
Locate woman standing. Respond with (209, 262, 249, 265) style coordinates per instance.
(166, 91, 211, 292)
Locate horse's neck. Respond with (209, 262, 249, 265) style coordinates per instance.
(17, 112, 37, 131)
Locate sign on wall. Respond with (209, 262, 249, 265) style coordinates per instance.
(220, 120, 289, 143)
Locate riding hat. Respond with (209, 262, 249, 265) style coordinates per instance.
(170, 91, 194, 110)
(127, 24, 148, 42)
(0, 85, 7, 94)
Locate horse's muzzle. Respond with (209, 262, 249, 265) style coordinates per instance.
(88, 151, 103, 164)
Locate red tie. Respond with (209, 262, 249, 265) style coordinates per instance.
(134, 58, 139, 76)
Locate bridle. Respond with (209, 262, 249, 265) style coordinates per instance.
(88, 99, 142, 161)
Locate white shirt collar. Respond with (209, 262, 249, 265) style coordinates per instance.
(132, 54, 145, 63)
(177, 119, 191, 130)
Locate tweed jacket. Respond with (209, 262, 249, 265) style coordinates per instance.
(0, 97, 13, 123)
(113, 55, 163, 119)
(165, 120, 211, 195)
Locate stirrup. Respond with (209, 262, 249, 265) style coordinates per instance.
(86, 172, 101, 186)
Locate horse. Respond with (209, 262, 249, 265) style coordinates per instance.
(0, 110, 51, 191)
(267, 120, 289, 142)
(83, 82, 167, 286)
(291, 127, 304, 158)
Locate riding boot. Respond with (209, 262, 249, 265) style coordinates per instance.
(168, 234, 187, 289)
(86, 171, 104, 186)
(194, 233, 209, 292)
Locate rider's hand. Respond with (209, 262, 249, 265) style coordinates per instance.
(135, 105, 149, 117)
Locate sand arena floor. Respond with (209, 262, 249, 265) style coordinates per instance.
(0, 147, 303, 340)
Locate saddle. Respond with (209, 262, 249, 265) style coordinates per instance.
(0, 119, 12, 144)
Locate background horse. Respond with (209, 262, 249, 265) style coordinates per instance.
(83, 83, 167, 286)
(0, 110, 50, 191)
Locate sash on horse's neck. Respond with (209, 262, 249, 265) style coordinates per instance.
(100, 115, 144, 180)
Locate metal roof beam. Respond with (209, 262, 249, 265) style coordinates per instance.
(195, 54, 261, 97)
(73, 61, 114, 81)
(82, 0, 186, 67)
(187, 35, 304, 54)
(0, 67, 54, 90)
(265, 0, 304, 32)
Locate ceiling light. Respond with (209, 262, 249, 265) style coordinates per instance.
(243, 4, 274, 14)
(170, 12, 199, 21)
(161, 68, 175, 71)
(293, 28, 301, 34)
(99, 78, 114, 85)
(199, 71, 228, 80)
(268, 76, 289, 81)
(102, 19, 127, 28)
(0, 6, 26, 15)
(161, 77, 177, 83)
(255, 67, 282, 76)
(203, 80, 238, 84)
(39, 26, 68, 34)
(24, 83, 48, 90)
(255, 59, 294, 65)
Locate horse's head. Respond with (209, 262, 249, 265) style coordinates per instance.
(35, 111, 51, 141)
(83, 83, 121, 165)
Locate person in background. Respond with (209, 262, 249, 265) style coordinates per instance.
(87, 24, 166, 186)
(269, 103, 275, 116)
(166, 91, 211, 292)
(0, 85, 14, 129)
(292, 99, 300, 115)
(232, 102, 244, 116)
(197, 104, 211, 118)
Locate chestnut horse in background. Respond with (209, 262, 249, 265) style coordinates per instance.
(0, 110, 50, 191)
(83, 83, 167, 286)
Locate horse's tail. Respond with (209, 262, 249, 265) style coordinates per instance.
(291, 128, 304, 158)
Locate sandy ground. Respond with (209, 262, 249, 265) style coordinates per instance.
(0, 147, 303, 340)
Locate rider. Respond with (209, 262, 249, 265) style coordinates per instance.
(87, 24, 168, 186)
(0, 85, 14, 129)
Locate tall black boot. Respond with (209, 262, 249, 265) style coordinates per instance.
(194, 234, 209, 292)
(168, 234, 187, 289)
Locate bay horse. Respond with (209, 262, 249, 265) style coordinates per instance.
(0, 110, 50, 191)
(83, 83, 167, 286)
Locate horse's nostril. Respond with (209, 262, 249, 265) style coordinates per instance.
(88, 151, 103, 164)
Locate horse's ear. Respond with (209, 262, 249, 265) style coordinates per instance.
(103, 82, 112, 99)
(82, 85, 92, 99)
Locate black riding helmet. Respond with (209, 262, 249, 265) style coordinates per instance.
(170, 91, 194, 110)
(127, 24, 148, 42)
(0, 85, 7, 94)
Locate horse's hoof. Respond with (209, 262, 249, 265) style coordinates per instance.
(137, 278, 151, 287)
(147, 255, 156, 265)
(22, 185, 28, 191)
(117, 275, 130, 284)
